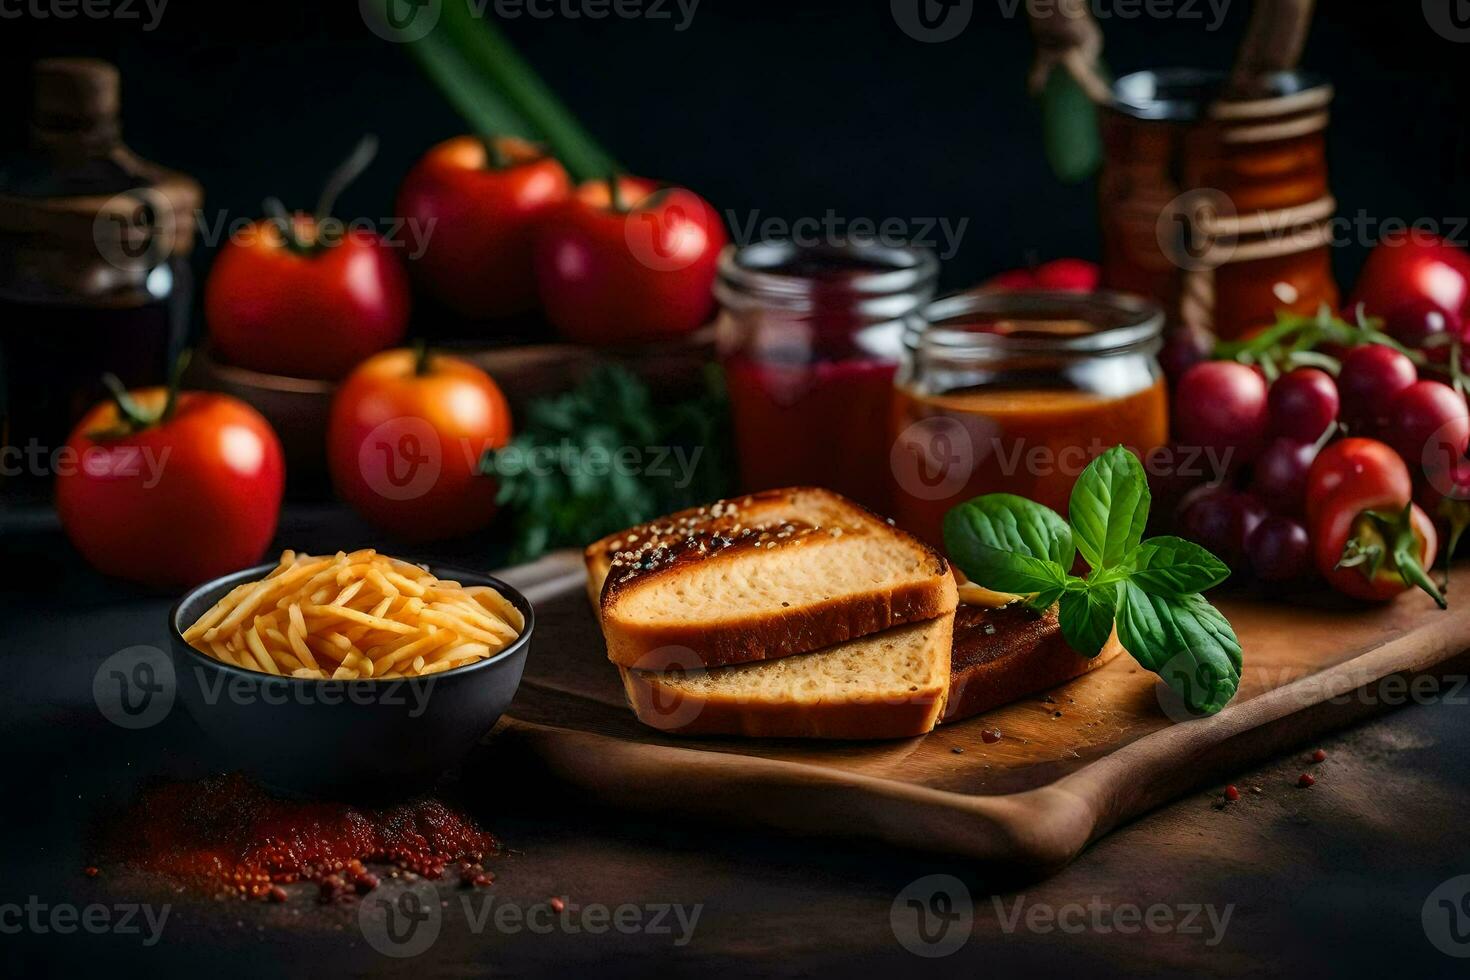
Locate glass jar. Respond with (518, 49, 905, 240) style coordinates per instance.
(716, 240, 938, 513)
(1099, 69, 1337, 340)
(889, 290, 1168, 549)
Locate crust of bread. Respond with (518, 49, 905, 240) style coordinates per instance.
(617, 617, 953, 740)
(585, 488, 957, 670)
(940, 604, 1122, 724)
(585, 495, 1116, 738)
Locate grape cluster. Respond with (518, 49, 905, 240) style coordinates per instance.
(1164, 317, 1470, 584)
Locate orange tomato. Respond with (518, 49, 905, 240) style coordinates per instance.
(327, 348, 512, 540)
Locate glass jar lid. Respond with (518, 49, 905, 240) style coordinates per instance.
(716, 240, 939, 322)
(909, 290, 1165, 362)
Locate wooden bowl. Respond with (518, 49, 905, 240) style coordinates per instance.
(186, 329, 719, 494)
(184, 347, 336, 491)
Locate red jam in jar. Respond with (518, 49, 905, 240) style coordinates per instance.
(716, 241, 938, 513)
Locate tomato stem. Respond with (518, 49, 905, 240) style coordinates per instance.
(263, 197, 312, 254)
(95, 348, 192, 437)
(1393, 538, 1448, 608)
(161, 349, 192, 424)
(315, 135, 379, 223)
(480, 134, 510, 169)
(606, 173, 626, 214)
(1341, 505, 1448, 608)
(1336, 538, 1385, 580)
(1437, 498, 1470, 564)
(100, 373, 151, 432)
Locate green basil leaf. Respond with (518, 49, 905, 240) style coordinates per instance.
(943, 494, 1074, 597)
(1129, 536, 1232, 597)
(1116, 582, 1242, 716)
(1069, 446, 1150, 571)
(1030, 583, 1068, 614)
(1057, 584, 1119, 659)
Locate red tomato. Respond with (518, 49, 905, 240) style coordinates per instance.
(396, 135, 571, 319)
(533, 176, 727, 345)
(327, 348, 512, 541)
(206, 216, 411, 380)
(1305, 437, 1443, 606)
(1303, 437, 1413, 525)
(1349, 234, 1470, 321)
(1312, 495, 1440, 605)
(56, 386, 285, 588)
(982, 258, 1100, 293)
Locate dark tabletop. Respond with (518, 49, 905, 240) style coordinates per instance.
(3, 504, 1470, 979)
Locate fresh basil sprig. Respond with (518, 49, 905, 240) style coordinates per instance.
(943, 446, 1241, 716)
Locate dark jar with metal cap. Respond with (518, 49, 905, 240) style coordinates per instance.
(0, 58, 202, 497)
(714, 240, 939, 513)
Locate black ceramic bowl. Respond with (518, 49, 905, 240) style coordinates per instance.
(168, 561, 534, 797)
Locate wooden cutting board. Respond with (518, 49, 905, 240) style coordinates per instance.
(490, 550, 1470, 873)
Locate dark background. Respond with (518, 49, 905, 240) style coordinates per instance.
(2, 0, 1468, 305)
(4, 6, 1470, 978)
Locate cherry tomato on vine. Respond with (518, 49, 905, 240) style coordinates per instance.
(1304, 438, 1412, 525)
(1306, 438, 1443, 605)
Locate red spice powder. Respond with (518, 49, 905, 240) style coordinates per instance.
(105, 774, 500, 901)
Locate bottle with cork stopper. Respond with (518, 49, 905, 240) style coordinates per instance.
(0, 58, 202, 499)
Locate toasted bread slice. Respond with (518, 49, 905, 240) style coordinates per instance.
(941, 604, 1122, 723)
(618, 616, 953, 739)
(585, 488, 958, 670)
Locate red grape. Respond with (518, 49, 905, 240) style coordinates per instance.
(1178, 485, 1235, 558)
(1385, 379, 1470, 468)
(1251, 437, 1319, 515)
(1173, 361, 1270, 466)
(1337, 344, 1418, 436)
(1247, 516, 1313, 583)
(1179, 486, 1265, 568)
(1228, 493, 1269, 563)
(1159, 326, 1216, 385)
(1267, 368, 1339, 442)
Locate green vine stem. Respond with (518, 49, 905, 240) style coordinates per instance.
(1215, 303, 1439, 379)
(387, 0, 618, 182)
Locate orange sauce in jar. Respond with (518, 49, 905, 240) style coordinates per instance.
(887, 290, 1168, 551)
(890, 382, 1169, 549)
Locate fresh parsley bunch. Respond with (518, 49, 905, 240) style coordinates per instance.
(486, 364, 735, 563)
(943, 446, 1242, 716)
